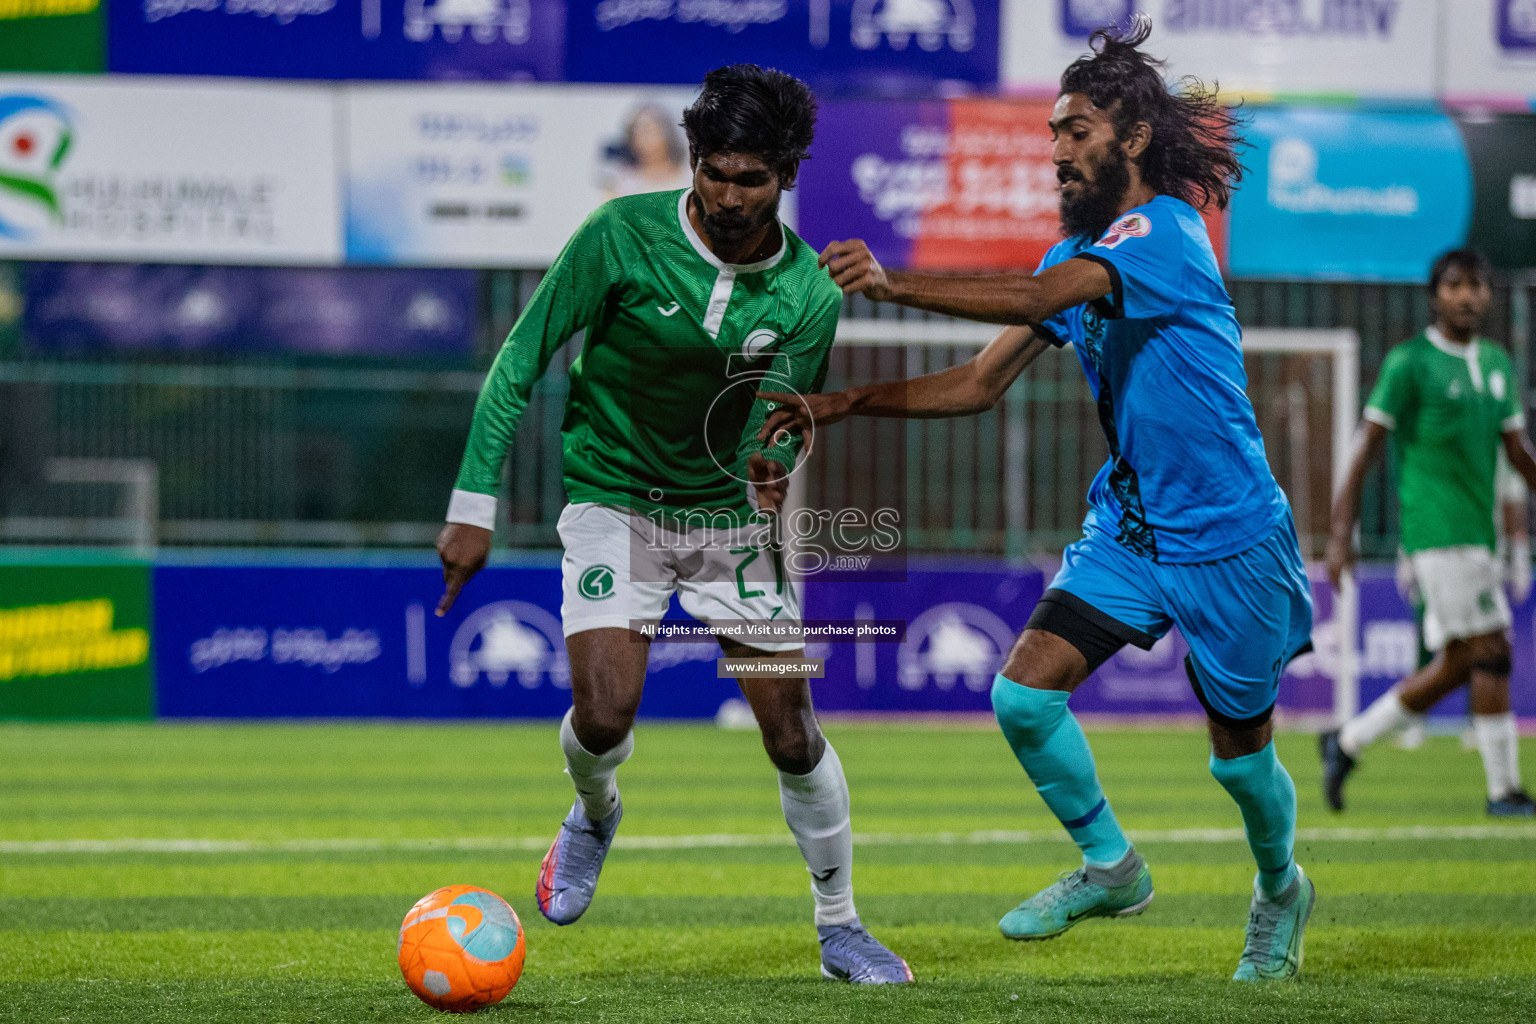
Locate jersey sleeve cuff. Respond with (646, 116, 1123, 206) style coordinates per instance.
(1031, 321, 1067, 348)
(446, 489, 497, 530)
(1504, 412, 1527, 432)
(1070, 252, 1124, 320)
(1363, 406, 1396, 430)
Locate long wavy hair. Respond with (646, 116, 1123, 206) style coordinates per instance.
(1059, 17, 1246, 211)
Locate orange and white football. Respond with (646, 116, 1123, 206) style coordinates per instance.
(398, 885, 526, 1013)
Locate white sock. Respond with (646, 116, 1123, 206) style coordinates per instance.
(560, 708, 633, 821)
(1339, 686, 1414, 756)
(779, 742, 857, 928)
(1473, 713, 1521, 801)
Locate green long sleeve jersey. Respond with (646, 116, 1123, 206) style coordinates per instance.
(447, 189, 841, 530)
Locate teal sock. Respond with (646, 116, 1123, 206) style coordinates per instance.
(991, 674, 1130, 867)
(1209, 741, 1298, 899)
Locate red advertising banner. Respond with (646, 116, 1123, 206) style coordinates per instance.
(911, 99, 1061, 270)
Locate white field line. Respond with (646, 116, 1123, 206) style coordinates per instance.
(0, 824, 1532, 856)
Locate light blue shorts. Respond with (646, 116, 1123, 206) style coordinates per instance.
(1040, 518, 1314, 726)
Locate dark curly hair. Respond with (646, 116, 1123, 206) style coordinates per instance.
(1059, 17, 1245, 211)
(1428, 248, 1491, 293)
(682, 64, 818, 188)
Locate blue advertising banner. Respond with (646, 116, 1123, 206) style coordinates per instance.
(804, 561, 1041, 713)
(564, 0, 998, 94)
(1229, 108, 1474, 282)
(809, 563, 1534, 720)
(148, 559, 1536, 720)
(806, 561, 1330, 718)
(153, 564, 736, 718)
(23, 263, 478, 356)
(108, 0, 564, 81)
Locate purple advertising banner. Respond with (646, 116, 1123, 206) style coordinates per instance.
(798, 98, 1090, 272)
(153, 563, 740, 719)
(109, 0, 565, 81)
(809, 562, 1536, 719)
(22, 263, 478, 356)
(806, 560, 1312, 718)
(805, 560, 1042, 713)
(565, 0, 999, 95)
(139, 559, 1535, 719)
(798, 99, 935, 271)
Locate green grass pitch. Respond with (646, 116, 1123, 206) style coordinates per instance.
(1, 721, 1532, 1023)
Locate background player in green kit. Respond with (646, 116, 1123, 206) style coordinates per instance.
(434, 64, 912, 984)
(1324, 249, 1536, 818)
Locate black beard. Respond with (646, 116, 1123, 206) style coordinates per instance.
(1059, 143, 1131, 242)
(694, 192, 779, 247)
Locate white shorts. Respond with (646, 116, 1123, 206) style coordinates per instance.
(1409, 545, 1511, 651)
(556, 502, 804, 653)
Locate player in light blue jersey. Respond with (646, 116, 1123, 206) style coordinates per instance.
(762, 19, 1314, 981)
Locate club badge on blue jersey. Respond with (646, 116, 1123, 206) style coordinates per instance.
(1096, 212, 1152, 250)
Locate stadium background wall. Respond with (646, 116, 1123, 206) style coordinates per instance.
(1, 555, 1532, 722)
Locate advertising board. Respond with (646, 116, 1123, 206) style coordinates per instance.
(0, 77, 341, 264)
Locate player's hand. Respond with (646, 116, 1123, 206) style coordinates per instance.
(1394, 551, 1417, 603)
(1509, 537, 1532, 604)
(1325, 532, 1355, 592)
(757, 389, 851, 448)
(748, 453, 789, 516)
(436, 522, 492, 616)
(819, 239, 891, 301)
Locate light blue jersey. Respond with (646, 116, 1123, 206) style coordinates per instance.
(1035, 195, 1289, 564)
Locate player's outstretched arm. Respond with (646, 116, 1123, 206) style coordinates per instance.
(757, 326, 1049, 447)
(819, 239, 1113, 325)
(438, 207, 620, 614)
(1502, 428, 1536, 495)
(1325, 420, 1388, 591)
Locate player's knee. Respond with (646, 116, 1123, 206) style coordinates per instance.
(1471, 634, 1512, 677)
(990, 675, 1067, 747)
(999, 645, 1080, 694)
(761, 724, 821, 775)
(1208, 749, 1257, 791)
(571, 712, 634, 756)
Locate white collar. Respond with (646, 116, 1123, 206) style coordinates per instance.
(1426, 324, 1476, 357)
(676, 189, 786, 274)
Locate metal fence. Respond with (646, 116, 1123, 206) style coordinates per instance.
(0, 266, 1530, 558)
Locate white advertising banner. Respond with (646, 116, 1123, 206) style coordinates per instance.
(1443, 1, 1536, 102)
(345, 85, 700, 266)
(1003, 2, 1438, 100)
(0, 77, 341, 264)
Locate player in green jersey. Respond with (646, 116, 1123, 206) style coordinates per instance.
(434, 65, 911, 984)
(1323, 250, 1536, 818)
